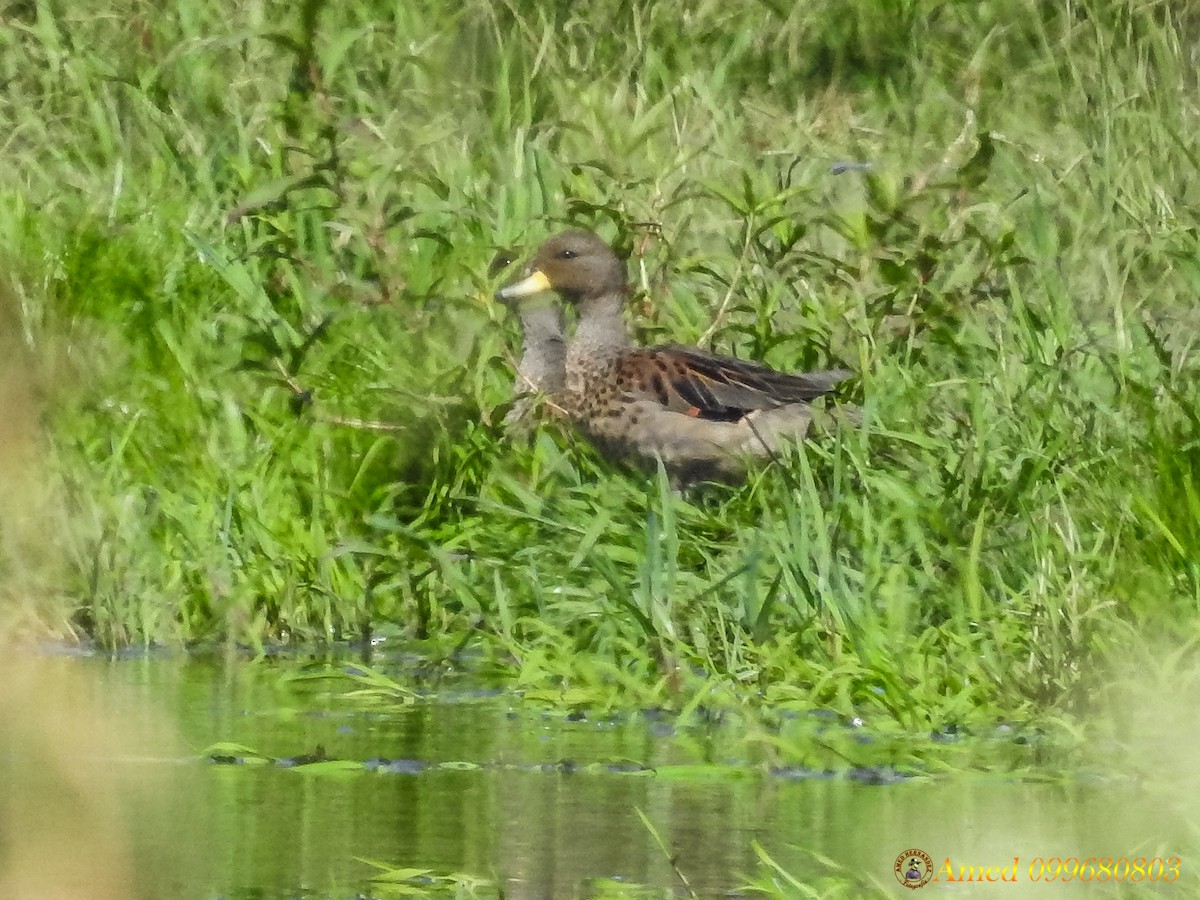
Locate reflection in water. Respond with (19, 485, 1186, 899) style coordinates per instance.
(1, 654, 1194, 899)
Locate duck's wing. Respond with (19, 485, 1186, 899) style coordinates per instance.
(615, 345, 851, 422)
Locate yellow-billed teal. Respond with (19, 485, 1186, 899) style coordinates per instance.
(488, 249, 567, 427)
(496, 229, 851, 482)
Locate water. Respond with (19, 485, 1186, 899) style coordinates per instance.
(0, 653, 1193, 899)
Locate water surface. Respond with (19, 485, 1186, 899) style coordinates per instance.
(1, 653, 1192, 899)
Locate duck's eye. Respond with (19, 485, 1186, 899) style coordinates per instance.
(556, 249, 577, 260)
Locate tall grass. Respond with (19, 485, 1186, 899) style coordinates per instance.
(2, 0, 1199, 728)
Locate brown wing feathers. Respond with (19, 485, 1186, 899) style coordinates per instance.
(616, 347, 850, 423)
(669, 347, 850, 403)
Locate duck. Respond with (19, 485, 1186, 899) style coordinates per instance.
(495, 229, 851, 483)
(487, 249, 567, 427)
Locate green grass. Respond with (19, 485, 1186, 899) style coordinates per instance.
(3, 0, 1200, 732)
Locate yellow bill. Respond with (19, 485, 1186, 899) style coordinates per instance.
(495, 269, 551, 301)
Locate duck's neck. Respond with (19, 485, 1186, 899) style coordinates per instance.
(567, 291, 629, 380)
(518, 303, 566, 394)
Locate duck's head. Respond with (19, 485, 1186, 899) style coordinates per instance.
(495, 229, 627, 306)
(484, 246, 565, 351)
